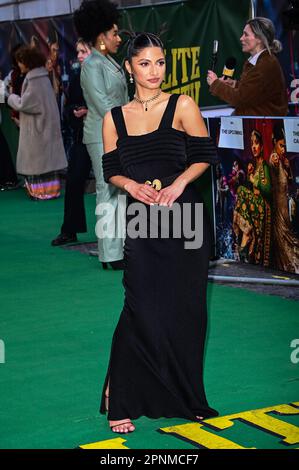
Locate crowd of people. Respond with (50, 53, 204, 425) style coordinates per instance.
(0, 0, 296, 435)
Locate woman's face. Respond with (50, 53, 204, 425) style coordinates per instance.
(101, 24, 121, 54)
(50, 42, 59, 62)
(46, 58, 53, 72)
(17, 61, 29, 74)
(76, 42, 91, 64)
(240, 24, 262, 55)
(126, 46, 165, 90)
(251, 133, 263, 158)
(274, 138, 286, 158)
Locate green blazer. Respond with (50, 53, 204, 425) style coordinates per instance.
(80, 48, 128, 144)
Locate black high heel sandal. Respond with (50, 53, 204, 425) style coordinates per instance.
(105, 391, 135, 433)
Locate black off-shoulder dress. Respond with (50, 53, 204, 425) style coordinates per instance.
(100, 94, 219, 422)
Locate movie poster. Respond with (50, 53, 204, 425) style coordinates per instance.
(209, 117, 299, 273)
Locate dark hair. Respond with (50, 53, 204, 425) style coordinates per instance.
(11, 43, 24, 67)
(15, 46, 46, 70)
(272, 125, 285, 143)
(74, 0, 120, 45)
(76, 37, 92, 51)
(246, 17, 282, 54)
(233, 157, 245, 171)
(251, 129, 263, 144)
(47, 29, 59, 47)
(126, 32, 164, 64)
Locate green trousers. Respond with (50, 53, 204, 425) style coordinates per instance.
(86, 142, 124, 263)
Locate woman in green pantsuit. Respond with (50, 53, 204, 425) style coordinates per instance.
(74, 0, 128, 269)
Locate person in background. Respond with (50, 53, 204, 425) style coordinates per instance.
(7, 46, 67, 200)
(5, 43, 26, 128)
(228, 158, 246, 202)
(207, 17, 288, 116)
(215, 164, 229, 225)
(0, 108, 19, 190)
(233, 129, 271, 265)
(51, 39, 92, 246)
(269, 126, 299, 273)
(1, 44, 27, 191)
(46, 32, 62, 107)
(74, 0, 128, 270)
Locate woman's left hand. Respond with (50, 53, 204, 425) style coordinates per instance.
(207, 70, 218, 86)
(155, 180, 186, 207)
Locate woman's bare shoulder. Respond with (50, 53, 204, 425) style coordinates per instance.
(176, 94, 207, 137)
(177, 94, 200, 112)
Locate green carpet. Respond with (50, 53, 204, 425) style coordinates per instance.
(0, 188, 298, 449)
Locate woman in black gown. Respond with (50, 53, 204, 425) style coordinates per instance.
(100, 33, 219, 433)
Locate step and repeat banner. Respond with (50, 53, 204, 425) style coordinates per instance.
(209, 116, 299, 273)
(0, 0, 250, 107)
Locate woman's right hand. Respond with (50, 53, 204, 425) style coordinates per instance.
(247, 163, 254, 174)
(249, 174, 255, 184)
(124, 181, 158, 205)
(220, 77, 237, 88)
(207, 70, 218, 86)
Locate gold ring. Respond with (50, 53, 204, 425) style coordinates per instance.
(144, 178, 162, 191)
(152, 179, 162, 191)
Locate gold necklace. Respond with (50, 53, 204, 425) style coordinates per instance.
(134, 89, 162, 111)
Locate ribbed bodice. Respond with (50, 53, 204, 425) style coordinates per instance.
(102, 94, 219, 185)
(117, 128, 188, 183)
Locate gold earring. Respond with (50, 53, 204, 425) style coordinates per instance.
(129, 73, 134, 84)
(100, 40, 106, 51)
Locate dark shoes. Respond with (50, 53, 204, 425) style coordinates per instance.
(0, 181, 20, 191)
(51, 233, 78, 246)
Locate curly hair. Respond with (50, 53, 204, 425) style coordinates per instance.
(15, 46, 46, 70)
(73, 0, 120, 45)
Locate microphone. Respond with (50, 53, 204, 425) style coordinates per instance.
(210, 40, 218, 71)
(222, 57, 237, 79)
